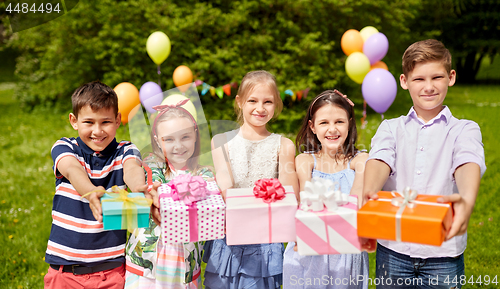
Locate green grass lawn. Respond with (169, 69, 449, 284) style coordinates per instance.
(0, 82, 499, 288)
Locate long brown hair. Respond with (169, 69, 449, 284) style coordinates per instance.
(295, 90, 358, 162)
(150, 108, 201, 177)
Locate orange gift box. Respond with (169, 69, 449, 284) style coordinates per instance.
(357, 190, 453, 246)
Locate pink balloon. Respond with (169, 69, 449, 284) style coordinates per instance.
(363, 33, 389, 65)
(361, 69, 397, 114)
(139, 82, 163, 113)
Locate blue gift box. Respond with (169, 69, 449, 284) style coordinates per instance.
(101, 193, 150, 230)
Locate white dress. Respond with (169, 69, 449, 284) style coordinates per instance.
(203, 129, 285, 289)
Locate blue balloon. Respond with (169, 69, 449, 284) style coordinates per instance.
(361, 69, 397, 114)
(139, 82, 163, 113)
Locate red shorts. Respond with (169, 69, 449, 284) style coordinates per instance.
(44, 264, 125, 289)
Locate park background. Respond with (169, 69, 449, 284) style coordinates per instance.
(0, 0, 499, 288)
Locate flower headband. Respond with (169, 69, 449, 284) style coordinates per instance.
(151, 99, 198, 138)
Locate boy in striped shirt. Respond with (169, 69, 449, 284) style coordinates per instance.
(44, 81, 158, 288)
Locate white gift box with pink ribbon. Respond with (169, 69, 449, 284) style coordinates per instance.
(295, 177, 361, 255)
(226, 179, 297, 245)
(159, 174, 225, 244)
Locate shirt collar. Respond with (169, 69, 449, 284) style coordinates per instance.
(76, 137, 118, 156)
(406, 106, 451, 126)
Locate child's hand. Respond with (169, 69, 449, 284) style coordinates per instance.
(360, 237, 377, 253)
(362, 191, 379, 206)
(438, 194, 471, 241)
(135, 182, 162, 226)
(148, 181, 162, 226)
(84, 186, 106, 222)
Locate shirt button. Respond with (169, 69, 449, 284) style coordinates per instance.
(417, 170, 421, 175)
(420, 147, 424, 151)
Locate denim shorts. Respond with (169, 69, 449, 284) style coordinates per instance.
(375, 244, 464, 289)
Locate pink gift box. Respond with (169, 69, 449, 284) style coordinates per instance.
(226, 185, 297, 245)
(159, 181, 225, 244)
(295, 195, 361, 255)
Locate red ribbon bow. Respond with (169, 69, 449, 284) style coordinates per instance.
(253, 178, 286, 203)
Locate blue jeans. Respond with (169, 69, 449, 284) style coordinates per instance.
(375, 244, 464, 289)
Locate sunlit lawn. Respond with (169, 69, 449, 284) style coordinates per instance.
(0, 81, 499, 288)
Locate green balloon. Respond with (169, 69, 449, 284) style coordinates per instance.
(146, 31, 171, 65)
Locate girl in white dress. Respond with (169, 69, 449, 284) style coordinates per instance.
(203, 70, 299, 289)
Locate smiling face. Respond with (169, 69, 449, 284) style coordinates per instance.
(400, 61, 456, 122)
(237, 84, 276, 128)
(69, 105, 121, 152)
(155, 117, 197, 170)
(309, 104, 349, 155)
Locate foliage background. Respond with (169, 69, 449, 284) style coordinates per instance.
(1, 0, 499, 288)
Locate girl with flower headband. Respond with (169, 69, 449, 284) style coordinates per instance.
(203, 70, 299, 289)
(282, 90, 371, 289)
(125, 97, 216, 289)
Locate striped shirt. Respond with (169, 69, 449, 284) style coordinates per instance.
(46, 137, 141, 266)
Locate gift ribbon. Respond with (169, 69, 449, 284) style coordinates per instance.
(253, 178, 286, 203)
(299, 177, 349, 212)
(375, 188, 450, 243)
(253, 179, 286, 243)
(390, 187, 418, 242)
(160, 175, 219, 242)
(167, 174, 219, 205)
(83, 186, 153, 233)
(226, 180, 293, 243)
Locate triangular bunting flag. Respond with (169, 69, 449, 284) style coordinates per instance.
(210, 86, 216, 97)
(303, 88, 311, 99)
(201, 83, 210, 96)
(215, 87, 224, 99)
(195, 80, 203, 87)
(297, 90, 303, 101)
(223, 84, 231, 96)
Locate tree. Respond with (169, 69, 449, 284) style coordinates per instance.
(409, 0, 500, 83)
(8, 0, 421, 128)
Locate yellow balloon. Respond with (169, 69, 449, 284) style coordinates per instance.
(146, 31, 171, 65)
(160, 94, 197, 121)
(345, 52, 371, 84)
(360, 26, 379, 42)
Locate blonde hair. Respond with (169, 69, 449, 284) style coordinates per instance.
(234, 70, 283, 124)
(151, 108, 200, 177)
(402, 39, 452, 76)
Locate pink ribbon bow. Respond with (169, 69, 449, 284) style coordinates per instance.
(167, 174, 217, 205)
(253, 178, 286, 203)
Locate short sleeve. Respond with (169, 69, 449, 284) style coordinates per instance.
(122, 142, 142, 164)
(367, 120, 397, 174)
(142, 153, 167, 183)
(451, 121, 486, 179)
(51, 138, 78, 179)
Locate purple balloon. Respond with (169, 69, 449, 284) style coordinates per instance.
(139, 82, 163, 113)
(361, 69, 397, 114)
(363, 33, 389, 65)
